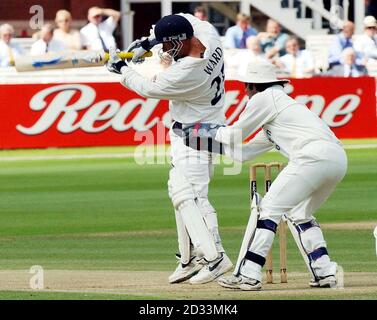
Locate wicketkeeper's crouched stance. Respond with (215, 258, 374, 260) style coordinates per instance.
(106, 13, 232, 284)
(183, 61, 347, 290)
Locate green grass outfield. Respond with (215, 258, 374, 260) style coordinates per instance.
(0, 139, 376, 299)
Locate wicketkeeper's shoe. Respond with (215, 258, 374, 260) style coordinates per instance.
(189, 253, 233, 285)
(168, 255, 203, 284)
(217, 274, 262, 291)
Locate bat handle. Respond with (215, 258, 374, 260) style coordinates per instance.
(104, 51, 153, 61)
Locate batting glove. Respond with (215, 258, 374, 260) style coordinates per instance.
(106, 47, 128, 74)
(126, 38, 148, 64)
(127, 26, 158, 64)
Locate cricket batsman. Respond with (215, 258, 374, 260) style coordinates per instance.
(183, 61, 348, 290)
(106, 13, 232, 284)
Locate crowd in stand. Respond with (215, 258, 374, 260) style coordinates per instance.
(220, 10, 376, 78)
(0, 5, 377, 79)
(0, 6, 120, 67)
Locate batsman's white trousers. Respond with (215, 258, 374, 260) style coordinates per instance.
(169, 128, 214, 198)
(169, 128, 224, 258)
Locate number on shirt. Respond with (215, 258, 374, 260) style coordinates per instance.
(210, 63, 225, 106)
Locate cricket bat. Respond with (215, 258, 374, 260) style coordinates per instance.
(14, 50, 153, 72)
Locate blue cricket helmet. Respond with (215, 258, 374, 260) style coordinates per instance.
(155, 14, 194, 43)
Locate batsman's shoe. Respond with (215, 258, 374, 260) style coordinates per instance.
(217, 274, 262, 291)
(168, 255, 203, 284)
(189, 253, 233, 285)
(309, 278, 320, 288)
(310, 275, 337, 288)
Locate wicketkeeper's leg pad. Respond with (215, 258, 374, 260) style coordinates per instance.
(240, 218, 278, 281)
(287, 218, 337, 280)
(233, 192, 260, 276)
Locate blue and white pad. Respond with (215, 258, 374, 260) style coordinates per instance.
(286, 218, 332, 283)
(233, 192, 261, 276)
(236, 216, 279, 282)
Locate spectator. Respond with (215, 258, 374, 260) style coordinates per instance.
(244, 36, 266, 60)
(354, 16, 377, 60)
(194, 5, 219, 35)
(223, 13, 257, 49)
(30, 24, 66, 55)
(258, 19, 289, 59)
(194, 6, 208, 21)
(325, 48, 367, 77)
(277, 36, 314, 78)
(328, 21, 355, 68)
(0, 23, 24, 67)
(227, 36, 267, 77)
(80, 6, 120, 51)
(53, 10, 82, 51)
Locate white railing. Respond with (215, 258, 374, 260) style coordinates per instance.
(284, 0, 365, 33)
(285, 0, 345, 29)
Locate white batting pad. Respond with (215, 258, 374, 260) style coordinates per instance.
(168, 167, 218, 262)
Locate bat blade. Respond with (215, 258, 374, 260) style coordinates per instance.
(15, 50, 152, 72)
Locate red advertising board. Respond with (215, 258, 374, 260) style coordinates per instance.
(0, 77, 376, 149)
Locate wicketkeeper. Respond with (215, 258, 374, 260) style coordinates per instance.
(106, 13, 232, 284)
(183, 61, 348, 290)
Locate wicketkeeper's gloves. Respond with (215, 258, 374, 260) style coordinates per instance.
(183, 123, 224, 140)
(180, 122, 226, 154)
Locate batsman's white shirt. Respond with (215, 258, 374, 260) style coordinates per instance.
(120, 14, 227, 258)
(120, 13, 226, 125)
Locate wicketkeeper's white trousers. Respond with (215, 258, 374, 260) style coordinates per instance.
(242, 141, 347, 281)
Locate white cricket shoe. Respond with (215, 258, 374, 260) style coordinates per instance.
(168, 255, 203, 284)
(189, 253, 233, 285)
(309, 278, 320, 287)
(318, 275, 337, 288)
(217, 274, 262, 291)
(310, 275, 337, 288)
